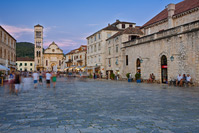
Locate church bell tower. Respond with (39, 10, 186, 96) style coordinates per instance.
(34, 24, 43, 71)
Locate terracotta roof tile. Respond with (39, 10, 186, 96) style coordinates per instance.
(17, 57, 34, 61)
(142, 0, 199, 28)
(107, 27, 143, 40)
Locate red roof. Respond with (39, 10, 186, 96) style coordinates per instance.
(17, 57, 34, 61)
(142, 0, 199, 28)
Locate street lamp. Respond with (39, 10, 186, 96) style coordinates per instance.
(170, 56, 174, 62)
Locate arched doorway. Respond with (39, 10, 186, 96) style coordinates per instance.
(136, 58, 141, 74)
(161, 55, 168, 83)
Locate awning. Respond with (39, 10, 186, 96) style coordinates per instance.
(0, 65, 10, 71)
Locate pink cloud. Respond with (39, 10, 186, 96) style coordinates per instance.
(1, 25, 33, 39)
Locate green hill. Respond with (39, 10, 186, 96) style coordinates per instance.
(16, 42, 34, 58)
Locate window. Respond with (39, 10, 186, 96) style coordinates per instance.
(91, 46, 93, 53)
(16, 63, 17, 66)
(116, 58, 118, 65)
(122, 24, 125, 29)
(108, 47, 111, 55)
(30, 68, 32, 71)
(107, 33, 111, 38)
(80, 55, 82, 59)
(129, 24, 133, 27)
(0, 47, 2, 58)
(98, 33, 101, 39)
(4, 33, 6, 43)
(126, 55, 128, 66)
(94, 35, 96, 41)
(52, 49, 55, 52)
(20, 68, 22, 71)
(116, 45, 119, 53)
(36, 31, 41, 38)
(25, 63, 27, 66)
(59, 60, 61, 66)
(98, 55, 101, 62)
(20, 63, 22, 66)
(108, 58, 111, 67)
(94, 56, 96, 63)
(30, 63, 33, 66)
(38, 60, 39, 64)
(4, 49, 6, 59)
(0, 31, 2, 41)
(87, 47, 89, 54)
(98, 43, 101, 51)
(94, 45, 96, 52)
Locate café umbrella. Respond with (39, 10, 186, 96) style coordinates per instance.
(0, 65, 10, 71)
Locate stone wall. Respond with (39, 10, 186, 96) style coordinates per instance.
(122, 20, 199, 84)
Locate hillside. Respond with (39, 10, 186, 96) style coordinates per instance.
(16, 42, 34, 58)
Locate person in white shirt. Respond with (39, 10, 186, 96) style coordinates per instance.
(46, 71, 52, 88)
(186, 74, 192, 86)
(32, 71, 39, 88)
(176, 74, 182, 86)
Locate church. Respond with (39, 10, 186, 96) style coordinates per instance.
(34, 24, 64, 71)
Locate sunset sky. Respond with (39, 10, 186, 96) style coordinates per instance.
(0, 0, 182, 53)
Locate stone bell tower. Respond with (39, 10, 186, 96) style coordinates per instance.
(34, 24, 44, 71)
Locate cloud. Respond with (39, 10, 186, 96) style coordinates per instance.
(87, 24, 99, 27)
(1, 25, 33, 39)
(43, 39, 81, 53)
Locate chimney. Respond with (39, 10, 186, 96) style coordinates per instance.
(167, 3, 175, 28)
(116, 19, 120, 22)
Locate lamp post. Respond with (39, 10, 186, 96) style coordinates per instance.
(170, 55, 174, 62)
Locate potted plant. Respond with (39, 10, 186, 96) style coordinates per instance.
(126, 73, 132, 82)
(110, 73, 115, 80)
(135, 73, 141, 83)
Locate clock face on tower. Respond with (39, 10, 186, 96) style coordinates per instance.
(36, 31, 41, 38)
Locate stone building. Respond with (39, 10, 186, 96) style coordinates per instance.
(16, 57, 35, 71)
(87, 20, 136, 76)
(0, 26, 16, 72)
(105, 27, 143, 79)
(121, 0, 199, 84)
(34, 25, 64, 71)
(64, 45, 87, 72)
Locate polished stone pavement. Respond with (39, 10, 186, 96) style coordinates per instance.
(0, 77, 199, 133)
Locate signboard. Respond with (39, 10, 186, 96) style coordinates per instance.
(162, 65, 167, 68)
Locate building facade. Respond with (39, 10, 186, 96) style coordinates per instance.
(34, 25, 64, 71)
(16, 57, 35, 71)
(64, 45, 87, 72)
(105, 27, 143, 79)
(86, 20, 136, 76)
(0, 26, 16, 71)
(121, 0, 199, 85)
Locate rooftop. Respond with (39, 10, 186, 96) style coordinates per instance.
(17, 57, 34, 61)
(142, 0, 199, 28)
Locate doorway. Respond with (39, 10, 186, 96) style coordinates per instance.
(161, 55, 168, 83)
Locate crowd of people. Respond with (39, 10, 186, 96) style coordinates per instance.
(8, 71, 57, 95)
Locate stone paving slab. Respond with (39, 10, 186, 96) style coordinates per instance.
(0, 77, 199, 132)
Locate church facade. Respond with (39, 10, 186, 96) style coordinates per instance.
(34, 24, 64, 71)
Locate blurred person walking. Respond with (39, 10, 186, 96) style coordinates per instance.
(9, 71, 15, 94)
(14, 72, 21, 95)
(46, 71, 52, 88)
(22, 73, 32, 92)
(39, 72, 43, 85)
(52, 72, 57, 88)
(32, 71, 39, 89)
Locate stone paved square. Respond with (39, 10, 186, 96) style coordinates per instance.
(0, 77, 199, 133)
